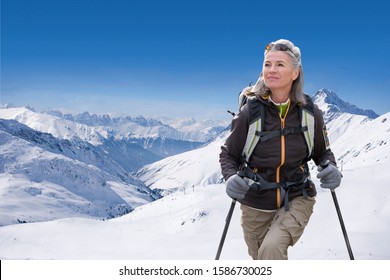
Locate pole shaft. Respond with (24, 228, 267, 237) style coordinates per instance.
(331, 190, 354, 260)
(215, 199, 236, 260)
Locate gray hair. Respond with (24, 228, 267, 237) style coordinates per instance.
(251, 39, 306, 105)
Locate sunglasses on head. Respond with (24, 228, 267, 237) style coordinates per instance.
(265, 43, 294, 55)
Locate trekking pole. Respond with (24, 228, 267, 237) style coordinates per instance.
(320, 161, 354, 260)
(330, 189, 355, 260)
(215, 199, 236, 260)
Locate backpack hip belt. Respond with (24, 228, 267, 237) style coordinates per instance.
(237, 165, 310, 211)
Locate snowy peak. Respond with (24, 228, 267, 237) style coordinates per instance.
(43, 109, 225, 143)
(0, 107, 108, 145)
(313, 88, 379, 122)
(0, 107, 222, 160)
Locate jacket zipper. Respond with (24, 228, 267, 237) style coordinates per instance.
(276, 101, 290, 208)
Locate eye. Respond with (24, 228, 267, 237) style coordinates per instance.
(277, 62, 285, 67)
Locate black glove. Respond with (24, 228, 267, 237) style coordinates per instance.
(317, 163, 342, 189)
(225, 174, 250, 200)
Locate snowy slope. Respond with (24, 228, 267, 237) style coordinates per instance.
(136, 130, 229, 195)
(0, 162, 389, 259)
(330, 113, 390, 168)
(0, 119, 157, 226)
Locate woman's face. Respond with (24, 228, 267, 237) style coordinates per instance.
(263, 51, 299, 94)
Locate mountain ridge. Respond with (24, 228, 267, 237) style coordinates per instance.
(0, 88, 388, 227)
(312, 88, 379, 122)
(0, 106, 224, 160)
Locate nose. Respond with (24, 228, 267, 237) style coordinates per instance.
(268, 64, 277, 72)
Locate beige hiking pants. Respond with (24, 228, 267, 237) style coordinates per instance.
(240, 196, 315, 260)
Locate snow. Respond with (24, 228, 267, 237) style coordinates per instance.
(136, 131, 229, 195)
(330, 113, 390, 168)
(0, 122, 156, 226)
(0, 162, 389, 260)
(1, 132, 389, 259)
(0, 92, 389, 260)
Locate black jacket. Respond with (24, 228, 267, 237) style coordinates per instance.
(219, 96, 336, 210)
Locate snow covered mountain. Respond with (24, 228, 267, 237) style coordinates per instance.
(0, 118, 158, 226)
(43, 108, 226, 143)
(0, 89, 389, 260)
(313, 88, 379, 122)
(0, 105, 225, 226)
(0, 106, 226, 168)
(1, 109, 389, 258)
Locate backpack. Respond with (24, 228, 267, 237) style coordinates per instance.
(236, 86, 316, 166)
(231, 86, 317, 210)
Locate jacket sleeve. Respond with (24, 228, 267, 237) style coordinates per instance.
(219, 106, 249, 180)
(311, 104, 337, 166)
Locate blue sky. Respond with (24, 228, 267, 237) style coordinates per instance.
(1, 0, 389, 120)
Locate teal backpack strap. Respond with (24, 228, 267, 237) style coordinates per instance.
(240, 94, 315, 165)
(241, 118, 261, 164)
(240, 97, 264, 165)
(301, 95, 315, 159)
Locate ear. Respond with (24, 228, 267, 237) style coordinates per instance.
(292, 68, 300, 81)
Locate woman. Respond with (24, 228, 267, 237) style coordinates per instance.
(219, 39, 342, 260)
